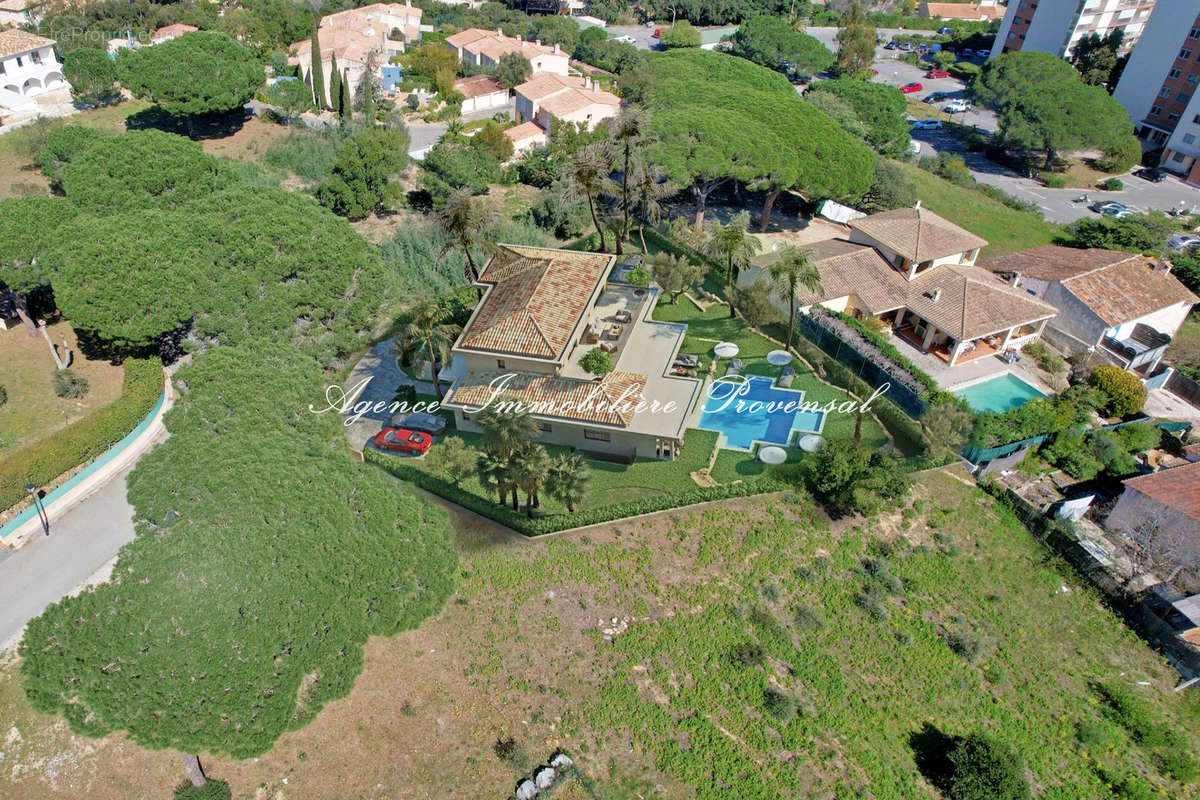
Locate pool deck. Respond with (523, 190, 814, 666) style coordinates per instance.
(696, 375, 826, 452)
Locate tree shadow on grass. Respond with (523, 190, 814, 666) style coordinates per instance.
(124, 106, 246, 139)
(909, 721, 960, 795)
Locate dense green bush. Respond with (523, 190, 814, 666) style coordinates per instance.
(1098, 177, 1124, 191)
(364, 448, 786, 535)
(1040, 173, 1069, 189)
(0, 359, 161, 513)
(946, 734, 1031, 800)
(1088, 364, 1146, 416)
(174, 780, 232, 800)
(0, 384, 6, 407)
(949, 61, 981, 81)
(51, 368, 89, 399)
(264, 126, 351, 183)
(969, 384, 1107, 449)
(1095, 134, 1142, 173)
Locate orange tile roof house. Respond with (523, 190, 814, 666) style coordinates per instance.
(288, 3, 422, 106)
(741, 205, 1057, 370)
(440, 245, 703, 461)
(988, 246, 1198, 372)
(1106, 461, 1200, 587)
(514, 73, 620, 137)
(0, 30, 69, 120)
(444, 28, 570, 76)
(151, 23, 197, 43)
(453, 73, 509, 113)
(918, 1, 1005, 21)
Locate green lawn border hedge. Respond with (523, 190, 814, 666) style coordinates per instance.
(364, 447, 787, 535)
(1, 358, 163, 512)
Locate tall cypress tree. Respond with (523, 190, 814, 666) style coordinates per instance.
(329, 57, 342, 116)
(310, 26, 326, 109)
(361, 74, 375, 127)
(339, 69, 351, 121)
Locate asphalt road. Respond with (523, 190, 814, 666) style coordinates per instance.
(407, 101, 516, 156)
(0, 465, 137, 648)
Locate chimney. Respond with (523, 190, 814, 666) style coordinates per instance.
(553, 42, 560, 54)
(914, 200, 922, 210)
(593, 81, 599, 94)
(535, 39, 542, 47)
(931, 288, 942, 303)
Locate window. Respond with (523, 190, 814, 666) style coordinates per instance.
(1170, 68, 1183, 79)
(1180, 92, 1193, 103)
(537, 422, 552, 432)
(1191, 27, 1200, 39)
(1190, 74, 1199, 85)
(496, 359, 506, 368)
(1169, 112, 1181, 122)
(584, 429, 610, 442)
(1181, 48, 1193, 59)
(1174, 152, 1186, 162)
(1160, 87, 1172, 98)
(1185, 134, 1197, 145)
(461, 412, 470, 420)
(15, 56, 22, 67)
(1194, 114, 1200, 123)
(1151, 105, 1164, 116)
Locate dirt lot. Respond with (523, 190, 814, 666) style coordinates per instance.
(0, 322, 124, 452)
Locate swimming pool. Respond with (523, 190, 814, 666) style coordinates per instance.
(698, 376, 826, 451)
(954, 373, 1047, 413)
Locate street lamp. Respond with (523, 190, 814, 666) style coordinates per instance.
(25, 483, 49, 536)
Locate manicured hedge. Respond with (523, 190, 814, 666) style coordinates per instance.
(1, 359, 162, 512)
(364, 448, 787, 535)
(819, 307, 940, 395)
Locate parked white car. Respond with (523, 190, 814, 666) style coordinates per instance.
(910, 119, 943, 130)
(943, 100, 972, 113)
(613, 35, 636, 44)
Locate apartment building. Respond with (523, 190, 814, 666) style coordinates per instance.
(991, 0, 1157, 58)
(1112, 0, 1200, 181)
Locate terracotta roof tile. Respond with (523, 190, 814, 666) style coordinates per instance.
(447, 369, 647, 427)
(0, 29, 54, 57)
(920, 2, 1004, 20)
(850, 205, 987, 264)
(1059, 261, 1198, 327)
(454, 73, 505, 99)
(1122, 461, 1200, 523)
(985, 245, 1139, 282)
(504, 120, 547, 143)
(457, 245, 614, 361)
(151, 24, 197, 41)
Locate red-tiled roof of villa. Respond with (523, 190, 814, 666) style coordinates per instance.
(850, 205, 988, 263)
(456, 245, 614, 361)
(447, 370, 647, 427)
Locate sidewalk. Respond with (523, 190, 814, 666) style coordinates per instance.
(1, 371, 172, 549)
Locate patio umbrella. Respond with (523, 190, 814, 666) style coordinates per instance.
(758, 445, 788, 465)
(713, 342, 739, 358)
(798, 435, 826, 453)
(766, 349, 792, 366)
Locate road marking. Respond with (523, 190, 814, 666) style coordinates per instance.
(1025, 190, 1047, 199)
(1040, 205, 1053, 212)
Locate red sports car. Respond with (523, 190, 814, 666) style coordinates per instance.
(927, 69, 950, 78)
(372, 427, 433, 456)
(900, 82, 924, 93)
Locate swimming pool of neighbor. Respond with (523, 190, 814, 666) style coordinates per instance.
(698, 376, 826, 451)
(954, 372, 1048, 413)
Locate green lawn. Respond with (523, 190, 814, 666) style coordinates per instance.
(900, 161, 1061, 257)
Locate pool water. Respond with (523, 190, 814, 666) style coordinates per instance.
(698, 376, 826, 451)
(954, 373, 1047, 413)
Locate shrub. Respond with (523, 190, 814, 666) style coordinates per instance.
(1087, 365, 1146, 417)
(174, 780, 232, 800)
(949, 61, 981, 81)
(946, 734, 1030, 800)
(794, 606, 827, 632)
(1040, 173, 1069, 188)
(763, 688, 797, 722)
(0, 359, 161, 512)
(1095, 134, 1142, 173)
(1098, 177, 1124, 191)
(0, 384, 6, 407)
(579, 347, 613, 377)
(626, 267, 650, 287)
(51, 368, 89, 399)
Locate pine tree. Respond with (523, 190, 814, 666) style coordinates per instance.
(328, 57, 342, 116)
(339, 69, 351, 122)
(310, 27, 326, 109)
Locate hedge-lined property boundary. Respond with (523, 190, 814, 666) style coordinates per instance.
(0, 358, 162, 512)
(364, 448, 788, 536)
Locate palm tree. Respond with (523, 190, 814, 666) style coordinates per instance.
(393, 295, 461, 398)
(630, 159, 672, 254)
(703, 210, 761, 289)
(476, 449, 513, 507)
(510, 443, 551, 518)
(477, 394, 539, 508)
(433, 188, 497, 286)
(767, 246, 821, 351)
(544, 452, 591, 512)
(610, 107, 649, 255)
(564, 144, 616, 253)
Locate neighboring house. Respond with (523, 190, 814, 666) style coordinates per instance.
(454, 74, 509, 113)
(504, 120, 549, 157)
(440, 245, 702, 461)
(151, 23, 198, 44)
(0, 30, 69, 117)
(918, 1, 1004, 21)
(987, 246, 1198, 372)
(514, 73, 620, 132)
(444, 28, 570, 76)
(740, 205, 1058, 368)
(288, 3, 422, 106)
(1106, 460, 1200, 585)
(0, 0, 44, 26)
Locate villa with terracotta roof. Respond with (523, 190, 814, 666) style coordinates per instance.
(514, 73, 620, 133)
(1106, 461, 1200, 585)
(444, 28, 569, 76)
(440, 245, 702, 461)
(918, 1, 1005, 21)
(288, 3, 422, 106)
(988, 245, 1198, 373)
(151, 23, 198, 44)
(0, 29, 69, 121)
(740, 205, 1058, 369)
